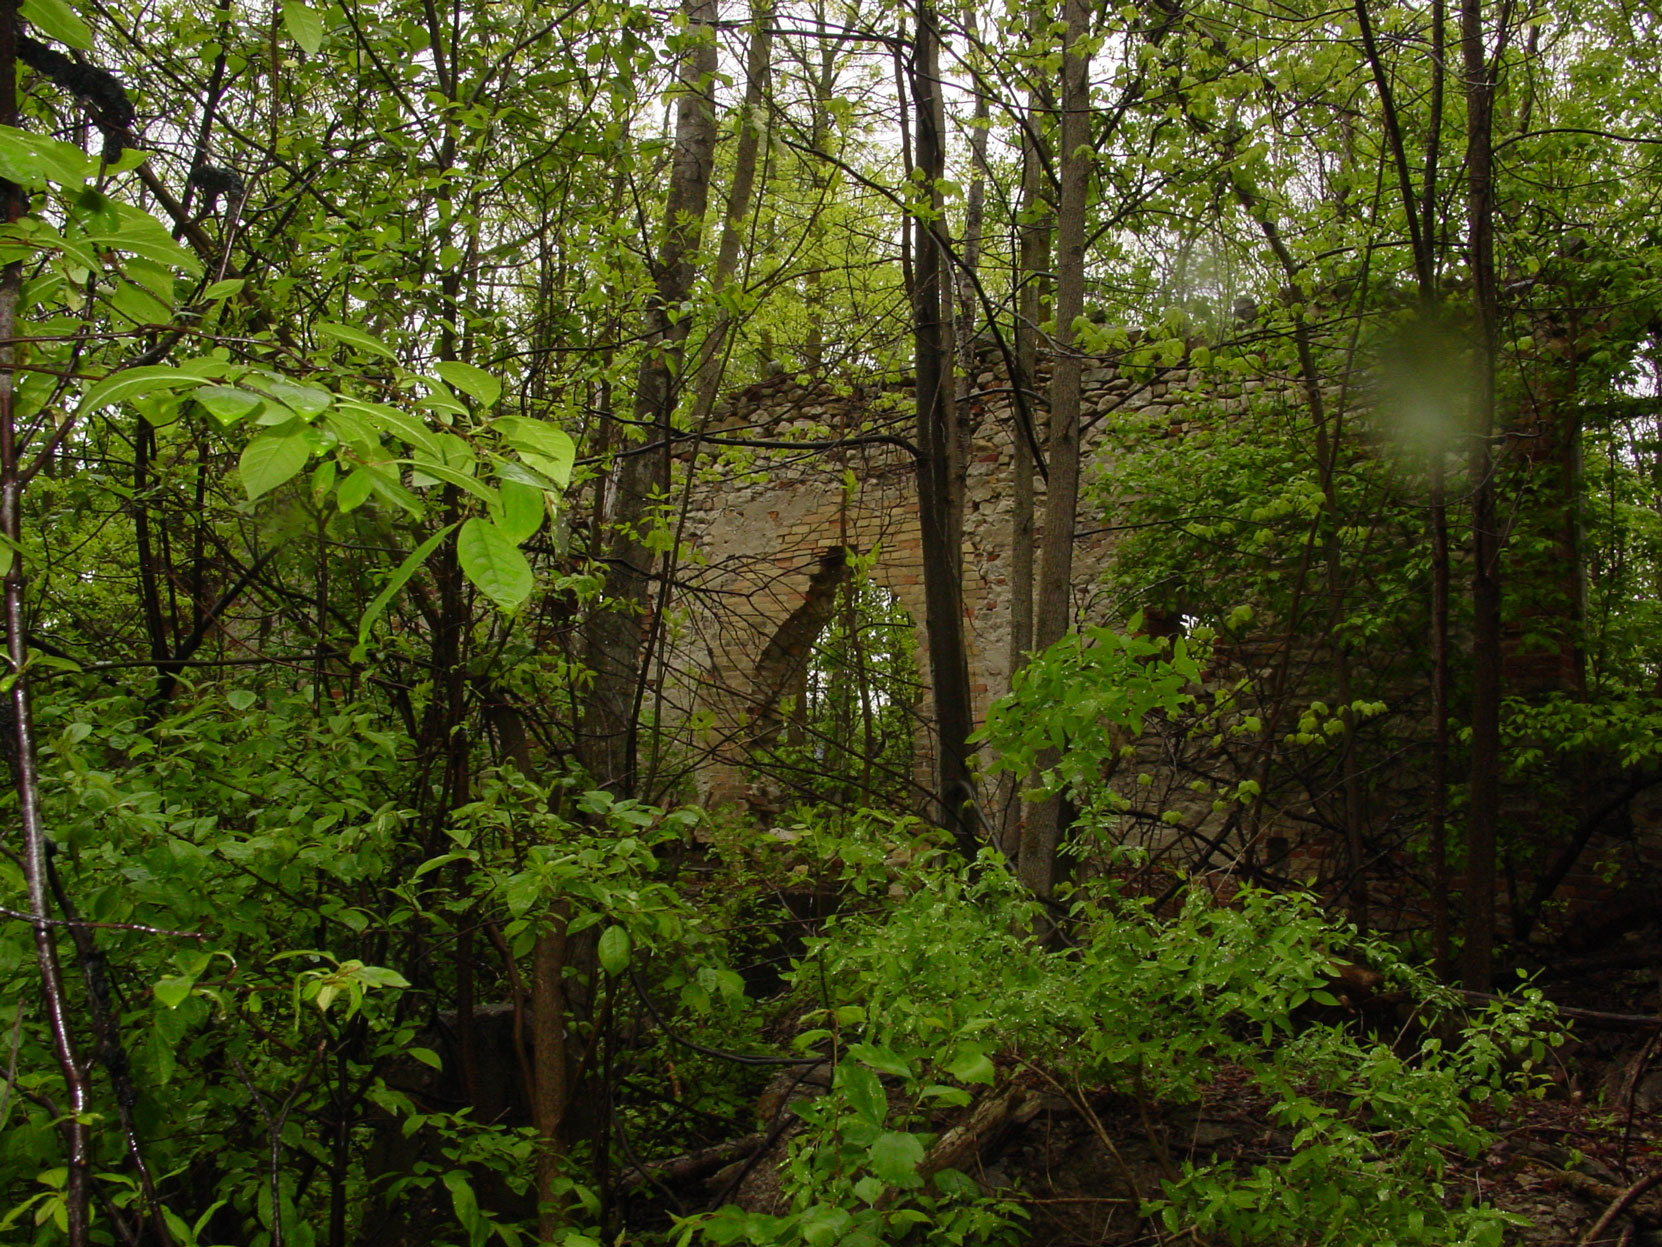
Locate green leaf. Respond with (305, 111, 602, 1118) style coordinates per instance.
(442, 1171, 489, 1247)
(336, 468, 375, 512)
(226, 690, 256, 711)
(354, 523, 457, 656)
(21, 0, 93, 49)
(849, 1043, 912, 1078)
(83, 202, 202, 274)
(395, 458, 497, 507)
(282, 0, 324, 54)
(317, 321, 396, 359)
(944, 1044, 995, 1085)
(253, 376, 333, 418)
(492, 477, 545, 543)
(837, 1061, 887, 1127)
(866, 1131, 925, 1188)
(456, 518, 533, 612)
(494, 417, 575, 487)
(518, 451, 575, 490)
(77, 366, 206, 418)
(240, 431, 313, 500)
(201, 278, 246, 301)
(435, 361, 502, 408)
(0, 125, 88, 188)
(337, 399, 444, 459)
(597, 925, 632, 975)
(153, 976, 193, 1009)
(194, 386, 266, 427)
(417, 383, 469, 417)
(408, 1047, 442, 1070)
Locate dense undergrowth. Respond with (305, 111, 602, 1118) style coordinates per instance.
(1, 680, 1564, 1246)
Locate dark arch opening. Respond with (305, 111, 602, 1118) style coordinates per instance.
(747, 550, 919, 809)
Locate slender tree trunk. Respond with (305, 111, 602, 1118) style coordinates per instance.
(549, 0, 719, 1220)
(579, 0, 719, 795)
(1000, 86, 1052, 850)
(531, 916, 571, 1239)
(0, 8, 89, 1240)
(640, 0, 774, 797)
(1019, 0, 1090, 898)
(1430, 453, 1452, 976)
(907, 0, 978, 857)
(1424, 0, 1453, 980)
(1461, 0, 1502, 992)
(685, 0, 773, 428)
(955, 1, 991, 349)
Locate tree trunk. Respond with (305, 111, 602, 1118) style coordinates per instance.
(1461, 0, 1502, 992)
(579, 0, 719, 795)
(907, 0, 978, 857)
(999, 85, 1052, 850)
(1019, 0, 1090, 899)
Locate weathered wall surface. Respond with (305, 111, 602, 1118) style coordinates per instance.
(668, 351, 1215, 807)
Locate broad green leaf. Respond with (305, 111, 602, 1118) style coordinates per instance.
(336, 468, 375, 512)
(394, 458, 497, 507)
(492, 477, 545, 543)
(494, 417, 575, 486)
(944, 1044, 995, 1085)
(597, 925, 631, 975)
(518, 451, 575, 490)
(240, 431, 312, 500)
(368, 469, 425, 518)
(416, 383, 469, 417)
(0, 125, 88, 187)
(77, 366, 206, 418)
(194, 385, 265, 427)
(866, 1131, 925, 1188)
(84, 202, 202, 274)
(337, 399, 443, 459)
(282, 0, 324, 54)
(456, 518, 532, 611)
(837, 1061, 887, 1127)
(442, 1171, 489, 1247)
(201, 278, 245, 301)
(254, 405, 300, 429)
(435, 361, 502, 408)
(153, 976, 193, 1009)
(21, 0, 93, 49)
(316, 321, 396, 359)
(108, 275, 172, 326)
(253, 376, 332, 418)
(353, 523, 457, 657)
(849, 1043, 912, 1078)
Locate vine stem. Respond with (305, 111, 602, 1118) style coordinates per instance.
(0, 4, 92, 1240)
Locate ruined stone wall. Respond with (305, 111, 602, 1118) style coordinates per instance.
(657, 349, 1660, 947)
(666, 350, 1217, 808)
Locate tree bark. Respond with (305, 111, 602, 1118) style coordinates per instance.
(907, 0, 978, 857)
(999, 84, 1053, 850)
(1019, 0, 1090, 899)
(1461, 0, 1502, 992)
(579, 0, 720, 795)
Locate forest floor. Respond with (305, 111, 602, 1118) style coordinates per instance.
(1000, 953, 1662, 1247)
(701, 949, 1661, 1246)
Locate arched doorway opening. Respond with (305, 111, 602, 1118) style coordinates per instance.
(748, 553, 919, 810)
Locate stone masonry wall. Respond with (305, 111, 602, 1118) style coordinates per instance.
(666, 349, 1217, 808)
